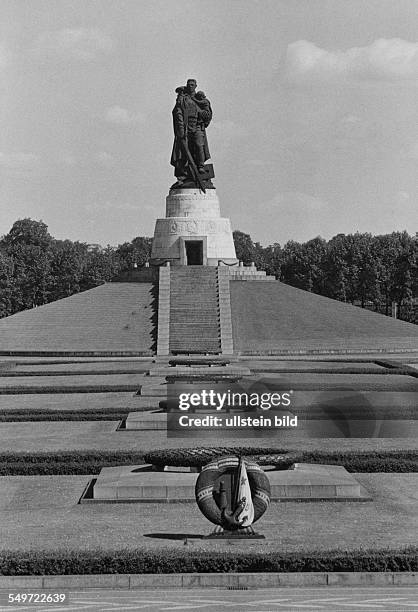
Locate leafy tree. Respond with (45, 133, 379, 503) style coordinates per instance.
(233, 231, 258, 265)
(0, 219, 54, 310)
(280, 238, 326, 293)
(1, 218, 52, 250)
(263, 243, 282, 278)
(79, 245, 121, 291)
(116, 236, 152, 269)
(0, 252, 13, 317)
(49, 240, 88, 300)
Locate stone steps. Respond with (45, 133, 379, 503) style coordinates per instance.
(169, 267, 222, 354)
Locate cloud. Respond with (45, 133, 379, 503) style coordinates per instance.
(285, 39, 418, 82)
(34, 28, 114, 61)
(104, 106, 145, 125)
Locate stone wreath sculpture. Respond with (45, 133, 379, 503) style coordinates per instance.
(142, 448, 302, 537)
(195, 455, 271, 531)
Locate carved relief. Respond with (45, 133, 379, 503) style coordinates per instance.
(166, 218, 231, 235)
(187, 220, 198, 233)
(169, 219, 198, 234)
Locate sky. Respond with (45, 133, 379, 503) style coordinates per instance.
(1, 0, 417, 247)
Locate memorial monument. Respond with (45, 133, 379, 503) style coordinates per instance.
(150, 78, 238, 266)
(0, 79, 417, 357)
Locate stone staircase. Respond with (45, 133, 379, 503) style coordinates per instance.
(169, 267, 222, 354)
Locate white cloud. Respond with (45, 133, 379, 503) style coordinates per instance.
(285, 39, 418, 82)
(0, 152, 40, 169)
(104, 106, 145, 125)
(34, 28, 114, 61)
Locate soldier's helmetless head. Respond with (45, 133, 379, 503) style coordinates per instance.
(186, 79, 197, 93)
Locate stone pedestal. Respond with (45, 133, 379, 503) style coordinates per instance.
(89, 463, 370, 502)
(150, 189, 237, 266)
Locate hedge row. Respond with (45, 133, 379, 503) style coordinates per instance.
(250, 368, 409, 375)
(0, 451, 146, 475)
(0, 385, 139, 395)
(0, 410, 128, 422)
(0, 547, 416, 575)
(0, 449, 417, 475)
(0, 370, 147, 377)
(143, 447, 418, 472)
(0, 407, 415, 420)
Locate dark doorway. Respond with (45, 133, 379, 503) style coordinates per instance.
(185, 241, 203, 265)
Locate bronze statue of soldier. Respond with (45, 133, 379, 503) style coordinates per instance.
(170, 78, 215, 192)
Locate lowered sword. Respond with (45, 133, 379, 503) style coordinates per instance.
(180, 137, 206, 193)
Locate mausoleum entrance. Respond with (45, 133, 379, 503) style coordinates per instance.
(185, 240, 204, 265)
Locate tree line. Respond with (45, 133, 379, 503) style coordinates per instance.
(233, 230, 417, 323)
(0, 219, 416, 323)
(0, 219, 151, 318)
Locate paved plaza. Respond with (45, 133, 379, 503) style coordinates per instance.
(1, 587, 418, 611)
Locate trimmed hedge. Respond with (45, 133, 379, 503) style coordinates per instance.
(0, 410, 128, 422)
(250, 367, 411, 375)
(0, 370, 148, 377)
(0, 385, 139, 395)
(0, 449, 417, 475)
(0, 547, 416, 575)
(0, 452, 146, 475)
(0, 406, 415, 420)
(143, 447, 418, 472)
